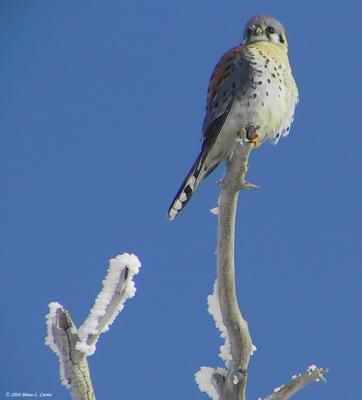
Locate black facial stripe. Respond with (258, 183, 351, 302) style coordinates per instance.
(279, 34, 285, 43)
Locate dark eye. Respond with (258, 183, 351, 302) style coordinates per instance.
(266, 26, 275, 34)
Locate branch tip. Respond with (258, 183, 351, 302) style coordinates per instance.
(45, 251, 141, 400)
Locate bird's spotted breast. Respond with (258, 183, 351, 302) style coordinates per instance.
(231, 42, 297, 144)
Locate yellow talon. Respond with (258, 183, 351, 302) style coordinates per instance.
(245, 125, 261, 148)
(251, 135, 260, 148)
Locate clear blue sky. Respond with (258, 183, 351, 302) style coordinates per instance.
(1, 1, 361, 399)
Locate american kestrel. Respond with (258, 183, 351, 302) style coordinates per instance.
(168, 15, 298, 220)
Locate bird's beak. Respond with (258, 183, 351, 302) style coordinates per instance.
(253, 24, 264, 35)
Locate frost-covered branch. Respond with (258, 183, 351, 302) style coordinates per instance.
(45, 253, 141, 400)
(77, 253, 141, 355)
(261, 365, 329, 400)
(45, 303, 95, 400)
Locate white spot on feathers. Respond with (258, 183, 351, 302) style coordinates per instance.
(168, 209, 177, 220)
(189, 175, 196, 190)
(180, 192, 187, 202)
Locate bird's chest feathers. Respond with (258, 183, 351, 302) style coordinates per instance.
(234, 42, 295, 139)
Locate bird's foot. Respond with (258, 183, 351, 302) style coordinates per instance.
(250, 135, 260, 148)
(245, 125, 261, 148)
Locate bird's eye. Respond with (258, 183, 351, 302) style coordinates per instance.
(247, 28, 252, 36)
(266, 26, 275, 34)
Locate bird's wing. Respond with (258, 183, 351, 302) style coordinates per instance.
(199, 45, 253, 172)
(167, 45, 254, 220)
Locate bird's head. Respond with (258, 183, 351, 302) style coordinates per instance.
(243, 15, 288, 49)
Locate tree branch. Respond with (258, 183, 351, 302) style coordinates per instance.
(216, 142, 256, 400)
(195, 141, 257, 400)
(45, 253, 141, 399)
(45, 304, 95, 400)
(262, 365, 329, 400)
(195, 141, 328, 400)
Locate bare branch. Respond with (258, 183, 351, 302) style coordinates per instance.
(262, 365, 329, 400)
(195, 142, 257, 400)
(216, 142, 256, 400)
(196, 141, 328, 400)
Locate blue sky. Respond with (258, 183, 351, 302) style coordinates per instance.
(1, 1, 361, 399)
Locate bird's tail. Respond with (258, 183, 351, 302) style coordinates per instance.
(167, 152, 218, 220)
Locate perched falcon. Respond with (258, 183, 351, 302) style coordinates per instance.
(168, 15, 299, 220)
